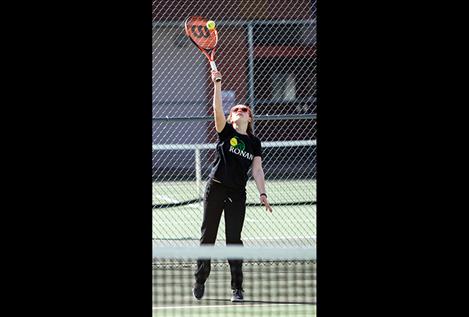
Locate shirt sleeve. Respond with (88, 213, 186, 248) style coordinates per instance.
(218, 123, 235, 140)
(253, 137, 262, 158)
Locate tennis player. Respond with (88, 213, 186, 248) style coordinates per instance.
(193, 70, 273, 302)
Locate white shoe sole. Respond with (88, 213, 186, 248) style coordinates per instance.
(231, 298, 244, 302)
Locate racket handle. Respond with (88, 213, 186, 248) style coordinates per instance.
(210, 61, 221, 82)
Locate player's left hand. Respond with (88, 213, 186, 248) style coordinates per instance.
(260, 195, 273, 213)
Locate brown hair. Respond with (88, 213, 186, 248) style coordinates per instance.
(226, 105, 254, 136)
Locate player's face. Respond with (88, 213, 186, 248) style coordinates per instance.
(231, 106, 251, 122)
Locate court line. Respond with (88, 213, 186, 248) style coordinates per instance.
(152, 235, 317, 241)
(154, 220, 315, 225)
(244, 218, 315, 223)
(153, 303, 315, 310)
(155, 195, 180, 203)
(154, 195, 201, 209)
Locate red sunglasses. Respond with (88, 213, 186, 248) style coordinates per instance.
(231, 107, 250, 113)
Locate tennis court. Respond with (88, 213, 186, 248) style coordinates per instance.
(152, 0, 317, 314)
(152, 246, 316, 316)
(153, 179, 316, 315)
(153, 303, 316, 317)
(152, 143, 317, 314)
(153, 179, 316, 247)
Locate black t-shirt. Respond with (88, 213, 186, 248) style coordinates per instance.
(209, 123, 262, 190)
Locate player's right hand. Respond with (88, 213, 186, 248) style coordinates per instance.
(211, 71, 222, 83)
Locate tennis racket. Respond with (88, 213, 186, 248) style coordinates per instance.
(184, 16, 221, 82)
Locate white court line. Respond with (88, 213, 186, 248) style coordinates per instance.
(244, 236, 316, 240)
(155, 217, 315, 224)
(153, 303, 314, 310)
(244, 218, 315, 223)
(155, 195, 180, 203)
(152, 236, 317, 241)
(154, 195, 201, 210)
(154, 221, 200, 224)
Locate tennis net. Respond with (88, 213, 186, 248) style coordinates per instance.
(153, 245, 316, 316)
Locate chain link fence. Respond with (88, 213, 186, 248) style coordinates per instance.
(152, 0, 317, 248)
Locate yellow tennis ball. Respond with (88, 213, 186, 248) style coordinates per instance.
(207, 20, 216, 30)
(230, 137, 238, 147)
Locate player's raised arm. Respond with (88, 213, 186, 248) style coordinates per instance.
(211, 71, 226, 133)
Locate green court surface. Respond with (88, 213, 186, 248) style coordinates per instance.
(153, 179, 315, 205)
(153, 304, 316, 317)
(152, 179, 316, 246)
(153, 260, 316, 317)
(153, 180, 316, 316)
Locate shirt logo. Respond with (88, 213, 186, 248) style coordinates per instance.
(230, 136, 245, 151)
(229, 136, 253, 160)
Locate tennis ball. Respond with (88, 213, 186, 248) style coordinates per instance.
(207, 20, 216, 30)
(230, 137, 238, 147)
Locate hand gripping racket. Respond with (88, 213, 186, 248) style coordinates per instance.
(184, 16, 221, 82)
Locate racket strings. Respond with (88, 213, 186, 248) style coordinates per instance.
(185, 16, 218, 50)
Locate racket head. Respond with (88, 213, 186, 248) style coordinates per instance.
(184, 16, 218, 50)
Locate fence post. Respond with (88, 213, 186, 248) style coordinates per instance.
(195, 146, 202, 199)
(247, 22, 256, 131)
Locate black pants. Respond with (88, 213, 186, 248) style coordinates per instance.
(194, 179, 246, 290)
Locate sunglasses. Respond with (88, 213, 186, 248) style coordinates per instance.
(231, 107, 250, 113)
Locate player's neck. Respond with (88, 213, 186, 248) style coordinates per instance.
(232, 122, 248, 135)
